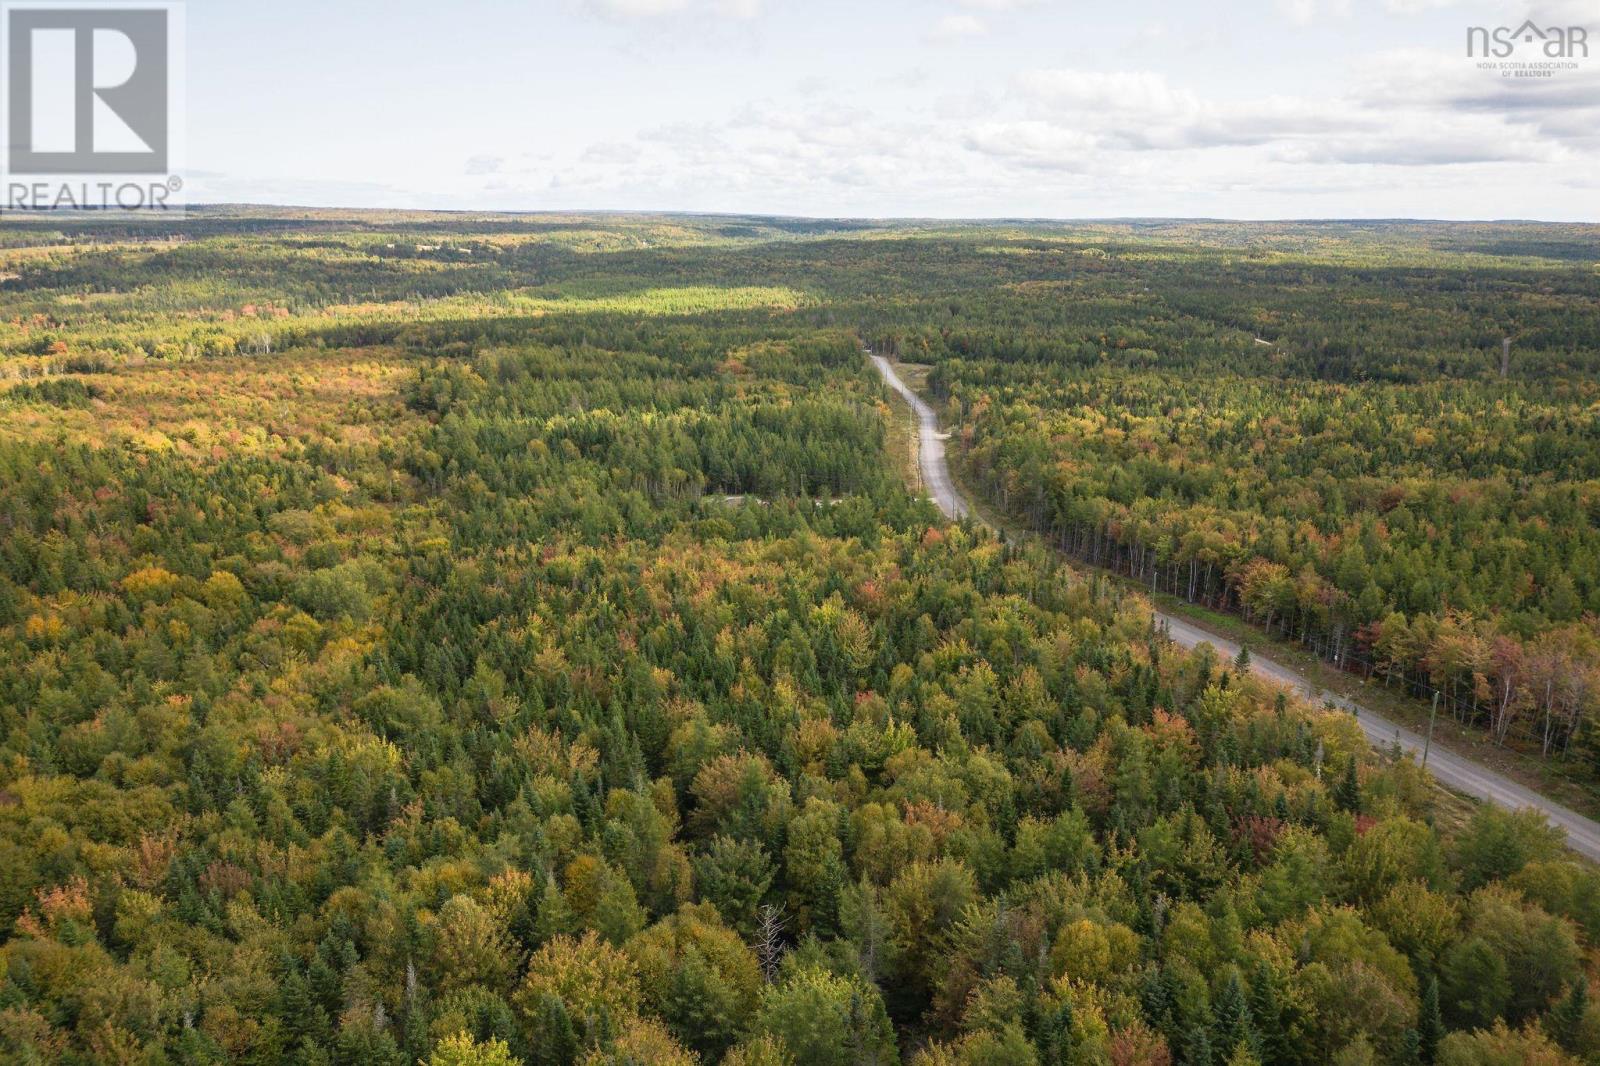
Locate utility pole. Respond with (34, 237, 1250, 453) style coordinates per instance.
(1422, 690, 1440, 768)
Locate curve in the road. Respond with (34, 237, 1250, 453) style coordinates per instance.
(870, 350, 1600, 862)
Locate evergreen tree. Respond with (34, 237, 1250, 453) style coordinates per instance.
(1142, 967, 1175, 1037)
(1037, 1000, 1074, 1066)
(278, 963, 332, 1049)
(533, 879, 578, 945)
(1335, 754, 1362, 813)
(1248, 962, 1289, 1066)
(1547, 976, 1588, 1053)
(1417, 976, 1445, 1064)
(528, 994, 579, 1066)
(1211, 969, 1254, 1059)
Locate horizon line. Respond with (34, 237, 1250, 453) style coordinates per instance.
(7, 203, 1600, 227)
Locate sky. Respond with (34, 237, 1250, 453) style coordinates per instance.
(181, 0, 1600, 220)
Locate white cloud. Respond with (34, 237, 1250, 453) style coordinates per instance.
(928, 14, 988, 41)
(1284, 127, 1568, 165)
(1019, 69, 1203, 122)
(1014, 69, 1369, 151)
(444, 30, 1599, 219)
(587, 0, 690, 15)
(1275, 0, 1352, 24)
(1349, 45, 1600, 153)
(1384, 0, 1600, 26)
(1383, 0, 1464, 13)
(1278, 0, 1317, 24)
(582, 141, 644, 164)
(532, 56, 1597, 216)
(583, 0, 763, 19)
(1525, 0, 1600, 27)
(962, 120, 1096, 169)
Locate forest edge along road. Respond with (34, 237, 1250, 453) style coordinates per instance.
(869, 349, 1600, 863)
(870, 348, 1600, 860)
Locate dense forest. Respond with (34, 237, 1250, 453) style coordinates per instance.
(3, 211, 1600, 1065)
(864, 231, 1600, 763)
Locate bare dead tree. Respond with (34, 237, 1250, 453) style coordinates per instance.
(757, 903, 786, 983)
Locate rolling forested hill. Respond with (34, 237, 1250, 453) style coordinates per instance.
(2, 211, 1600, 1066)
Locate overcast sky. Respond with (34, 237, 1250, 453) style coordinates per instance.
(183, 0, 1600, 219)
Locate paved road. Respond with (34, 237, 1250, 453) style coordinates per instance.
(871, 351, 1600, 861)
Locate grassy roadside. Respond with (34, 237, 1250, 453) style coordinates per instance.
(877, 375, 922, 494)
(872, 355, 1600, 826)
